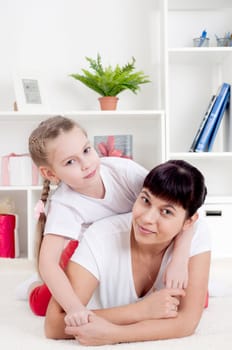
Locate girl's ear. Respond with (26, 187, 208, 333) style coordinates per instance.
(39, 166, 60, 184)
(183, 212, 199, 232)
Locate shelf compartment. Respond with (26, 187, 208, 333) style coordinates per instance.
(169, 48, 232, 65)
(168, 52, 232, 154)
(168, 5, 232, 49)
(65, 111, 165, 170)
(168, 153, 232, 197)
(168, 0, 232, 11)
(0, 189, 28, 258)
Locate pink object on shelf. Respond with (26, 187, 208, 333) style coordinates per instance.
(1, 152, 39, 186)
(94, 135, 133, 159)
(0, 214, 16, 258)
(34, 199, 45, 220)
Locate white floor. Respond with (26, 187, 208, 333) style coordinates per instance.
(1, 258, 232, 350)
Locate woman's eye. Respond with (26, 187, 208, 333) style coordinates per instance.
(162, 209, 173, 216)
(141, 196, 149, 204)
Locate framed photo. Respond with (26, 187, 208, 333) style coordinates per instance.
(12, 73, 49, 112)
(94, 134, 133, 159)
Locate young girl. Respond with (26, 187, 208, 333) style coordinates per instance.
(45, 160, 211, 345)
(20, 116, 195, 324)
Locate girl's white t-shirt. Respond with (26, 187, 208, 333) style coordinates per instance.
(44, 157, 148, 240)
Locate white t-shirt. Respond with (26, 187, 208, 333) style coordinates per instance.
(71, 213, 211, 309)
(44, 157, 148, 240)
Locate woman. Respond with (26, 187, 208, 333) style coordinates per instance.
(45, 160, 211, 345)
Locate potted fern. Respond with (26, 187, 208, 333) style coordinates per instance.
(70, 54, 151, 110)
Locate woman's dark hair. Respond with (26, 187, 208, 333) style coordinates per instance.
(143, 160, 207, 217)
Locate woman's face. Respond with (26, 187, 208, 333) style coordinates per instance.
(132, 188, 193, 247)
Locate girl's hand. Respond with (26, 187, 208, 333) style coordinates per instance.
(163, 256, 189, 289)
(65, 314, 119, 346)
(163, 225, 195, 289)
(64, 308, 94, 326)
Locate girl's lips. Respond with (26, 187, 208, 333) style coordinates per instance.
(83, 169, 96, 179)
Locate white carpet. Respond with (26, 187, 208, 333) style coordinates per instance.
(1, 258, 232, 350)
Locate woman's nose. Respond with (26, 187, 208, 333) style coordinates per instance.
(142, 208, 159, 223)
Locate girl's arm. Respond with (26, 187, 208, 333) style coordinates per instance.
(39, 235, 93, 325)
(44, 261, 99, 339)
(163, 225, 195, 288)
(64, 251, 210, 345)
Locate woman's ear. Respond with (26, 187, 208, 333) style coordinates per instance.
(183, 212, 199, 232)
(39, 166, 60, 184)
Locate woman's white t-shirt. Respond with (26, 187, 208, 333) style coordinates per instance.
(71, 212, 211, 309)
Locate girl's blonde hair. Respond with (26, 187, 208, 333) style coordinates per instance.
(28, 115, 87, 268)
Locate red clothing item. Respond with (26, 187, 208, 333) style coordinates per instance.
(29, 240, 78, 316)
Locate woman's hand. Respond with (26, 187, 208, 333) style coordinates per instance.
(137, 288, 185, 320)
(65, 314, 120, 346)
(65, 288, 185, 345)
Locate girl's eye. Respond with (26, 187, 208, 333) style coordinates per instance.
(84, 146, 91, 154)
(66, 159, 75, 166)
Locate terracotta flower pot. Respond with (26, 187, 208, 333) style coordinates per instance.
(98, 96, 119, 110)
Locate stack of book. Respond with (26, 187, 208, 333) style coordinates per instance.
(190, 82, 230, 152)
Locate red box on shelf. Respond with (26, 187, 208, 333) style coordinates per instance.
(0, 214, 16, 258)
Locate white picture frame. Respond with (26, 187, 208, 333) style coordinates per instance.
(12, 73, 49, 112)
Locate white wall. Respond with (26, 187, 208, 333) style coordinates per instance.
(0, 0, 159, 111)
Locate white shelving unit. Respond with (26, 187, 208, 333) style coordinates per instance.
(0, 0, 232, 259)
(0, 110, 165, 259)
(166, 0, 232, 258)
(166, 0, 232, 196)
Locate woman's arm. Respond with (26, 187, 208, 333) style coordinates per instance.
(45, 259, 183, 338)
(92, 287, 185, 324)
(65, 251, 211, 345)
(44, 296, 72, 339)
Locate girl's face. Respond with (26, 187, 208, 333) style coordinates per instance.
(132, 188, 195, 248)
(40, 126, 101, 192)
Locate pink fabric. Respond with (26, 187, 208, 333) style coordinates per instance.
(1, 153, 39, 186)
(34, 200, 45, 220)
(0, 214, 15, 258)
(97, 136, 130, 158)
(31, 161, 39, 186)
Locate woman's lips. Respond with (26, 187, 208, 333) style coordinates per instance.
(138, 225, 156, 235)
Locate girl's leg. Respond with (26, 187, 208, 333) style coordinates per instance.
(29, 283, 52, 316)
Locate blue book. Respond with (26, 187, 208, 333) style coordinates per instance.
(189, 94, 217, 152)
(194, 83, 230, 152)
(207, 90, 230, 151)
